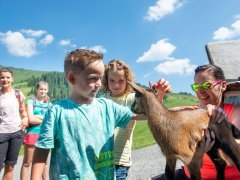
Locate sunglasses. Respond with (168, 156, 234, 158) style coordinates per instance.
(191, 80, 223, 92)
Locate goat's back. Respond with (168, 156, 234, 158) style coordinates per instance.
(147, 108, 210, 164)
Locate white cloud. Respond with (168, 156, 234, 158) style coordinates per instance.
(137, 39, 176, 62)
(39, 34, 54, 45)
(155, 58, 196, 75)
(213, 18, 240, 40)
(59, 39, 71, 46)
(143, 72, 153, 78)
(20, 29, 46, 37)
(137, 39, 196, 75)
(0, 31, 37, 57)
(59, 39, 76, 48)
(232, 19, 240, 31)
(78, 45, 107, 54)
(87, 45, 107, 54)
(0, 29, 54, 57)
(145, 0, 184, 21)
(213, 27, 235, 40)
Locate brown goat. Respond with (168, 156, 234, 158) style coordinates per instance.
(129, 82, 240, 180)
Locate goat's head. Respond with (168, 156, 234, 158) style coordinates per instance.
(128, 81, 158, 115)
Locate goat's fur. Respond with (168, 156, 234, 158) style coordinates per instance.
(129, 82, 240, 180)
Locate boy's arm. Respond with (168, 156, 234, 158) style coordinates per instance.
(31, 147, 50, 180)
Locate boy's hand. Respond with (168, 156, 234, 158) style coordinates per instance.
(206, 104, 228, 123)
(153, 78, 172, 94)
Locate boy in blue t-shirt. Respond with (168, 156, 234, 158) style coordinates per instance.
(30, 49, 172, 179)
(30, 49, 139, 180)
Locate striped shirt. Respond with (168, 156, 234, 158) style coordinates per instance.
(104, 93, 136, 167)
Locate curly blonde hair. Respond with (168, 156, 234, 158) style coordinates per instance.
(102, 59, 135, 94)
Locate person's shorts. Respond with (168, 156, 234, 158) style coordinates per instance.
(23, 133, 39, 145)
(0, 130, 25, 169)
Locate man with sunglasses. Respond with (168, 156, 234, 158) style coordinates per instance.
(178, 64, 240, 180)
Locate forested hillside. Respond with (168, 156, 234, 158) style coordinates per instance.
(1, 65, 70, 101)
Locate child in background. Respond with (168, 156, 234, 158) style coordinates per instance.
(102, 59, 172, 179)
(0, 68, 28, 180)
(21, 81, 52, 180)
(31, 49, 172, 180)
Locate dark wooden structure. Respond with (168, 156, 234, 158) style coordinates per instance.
(205, 41, 240, 101)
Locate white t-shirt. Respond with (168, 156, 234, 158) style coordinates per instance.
(0, 89, 25, 133)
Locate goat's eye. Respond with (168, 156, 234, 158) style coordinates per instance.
(135, 92, 141, 97)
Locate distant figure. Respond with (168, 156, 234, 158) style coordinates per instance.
(0, 68, 28, 180)
(20, 81, 52, 180)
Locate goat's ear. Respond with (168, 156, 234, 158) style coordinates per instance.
(127, 81, 143, 93)
(149, 81, 157, 92)
(149, 81, 154, 89)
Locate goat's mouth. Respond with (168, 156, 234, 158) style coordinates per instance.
(131, 106, 138, 114)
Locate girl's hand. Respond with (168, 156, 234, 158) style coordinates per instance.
(21, 117, 29, 131)
(206, 104, 228, 123)
(153, 78, 172, 94)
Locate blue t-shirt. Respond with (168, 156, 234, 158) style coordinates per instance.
(26, 98, 52, 134)
(36, 97, 134, 180)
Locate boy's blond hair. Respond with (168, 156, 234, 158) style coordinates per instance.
(102, 59, 135, 94)
(64, 49, 103, 77)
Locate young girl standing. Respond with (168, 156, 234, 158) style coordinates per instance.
(102, 59, 171, 179)
(102, 59, 137, 179)
(20, 81, 51, 180)
(0, 68, 28, 180)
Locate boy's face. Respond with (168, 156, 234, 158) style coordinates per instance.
(0, 72, 13, 89)
(69, 60, 104, 101)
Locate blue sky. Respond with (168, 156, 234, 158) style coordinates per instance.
(0, 0, 240, 93)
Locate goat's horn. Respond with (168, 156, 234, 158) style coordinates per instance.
(149, 81, 154, 89)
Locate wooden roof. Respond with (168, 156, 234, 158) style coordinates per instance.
(205, 40, 240, 82)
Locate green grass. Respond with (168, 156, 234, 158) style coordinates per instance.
(133, 121, 155, 149)
(19, 145, 24, 156)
